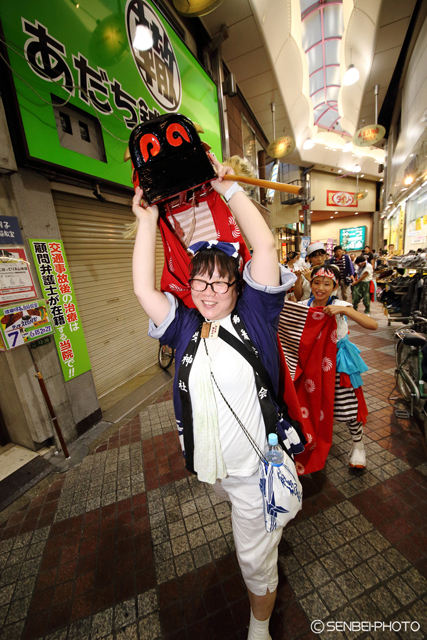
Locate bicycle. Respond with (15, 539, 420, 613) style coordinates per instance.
(158, 343, 175, 370)
(393, 311, 427, 416)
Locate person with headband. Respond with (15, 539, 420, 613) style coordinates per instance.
(293, 240, 327, 301)
(132, 154, 305, 640)
(298, 264, 377, 469)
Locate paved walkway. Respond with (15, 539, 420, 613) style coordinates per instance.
(1, 302, 427, 640)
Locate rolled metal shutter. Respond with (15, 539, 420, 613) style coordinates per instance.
(53, 190, 164, 398)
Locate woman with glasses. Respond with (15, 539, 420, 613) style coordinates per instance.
(132, 154, 304, 640)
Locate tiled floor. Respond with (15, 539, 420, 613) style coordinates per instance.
(1, 302, 427, 640)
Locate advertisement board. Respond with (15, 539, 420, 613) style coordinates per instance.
(0, 299, 54, 351)
(339, 226, 366, 251)
(0, 0, 221, 187)
(29, 239, 91, 380)
(327, 191, 358, 207)
(0, 247, 38, 305)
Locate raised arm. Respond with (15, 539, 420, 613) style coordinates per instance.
(323, 304, 378, 330)
(132, 187, 171, 327)
(209, 154, 280, 287)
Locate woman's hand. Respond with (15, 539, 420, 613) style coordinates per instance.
(301, 267, 312, 280)
(132, 186, 159, 223)
(208, 153, 236, 197)
(324, 305, 347, 317)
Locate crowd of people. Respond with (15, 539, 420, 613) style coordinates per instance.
(283, 242, 382, 316)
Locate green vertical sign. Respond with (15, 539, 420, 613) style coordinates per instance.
(29, 239, 91, 380)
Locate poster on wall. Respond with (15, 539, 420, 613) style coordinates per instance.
(0, 247, 38, 305)
(0, 299, 54, 351)
(300, 236, 310, 259)
(0, 216, 24, 245)
(0, 0, 222, 188)
(29, 239, 91, 381)
(339, 226, 366, 251)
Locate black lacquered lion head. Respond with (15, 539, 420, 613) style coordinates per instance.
(128, 113, 216, 205)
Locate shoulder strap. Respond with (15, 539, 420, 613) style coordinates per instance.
(218, 325, 277, 404)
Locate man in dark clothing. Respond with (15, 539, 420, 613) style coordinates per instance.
(363, 245, 374, 266)
(329, 245, 355, 300)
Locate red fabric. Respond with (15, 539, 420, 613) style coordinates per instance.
(370, 279, 376, 302)
(340, 372, 352, 387)
(277, 339, 312, 438)
(355, 386, 368, 424)
(158, 190, 251, 307)
(340, 373, 368, 424)
(292, 309, 338, 474)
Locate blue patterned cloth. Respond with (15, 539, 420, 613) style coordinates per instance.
(188, 240, 240, 258)
(336, 335, 368, 389)
(259, 458, 302, 533)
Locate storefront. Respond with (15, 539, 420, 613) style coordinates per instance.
(0, 0, 222, 449)
(404, 182, 427, 252)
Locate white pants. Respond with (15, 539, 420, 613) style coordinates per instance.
(213, 472, 282, 596)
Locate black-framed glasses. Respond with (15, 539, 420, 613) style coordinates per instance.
(189, 279, 236, 294)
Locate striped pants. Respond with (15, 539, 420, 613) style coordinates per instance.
(334, 372, 364, 442)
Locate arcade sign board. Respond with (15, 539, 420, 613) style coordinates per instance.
(353, 124, 386, 147)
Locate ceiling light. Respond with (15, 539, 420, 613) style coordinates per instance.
(330, 216, 333, 219)
(355, 212, 358, 215)
(338, 169, 342, 173)
(342, 141, 352, 152)
(343, 64, 359, 86)
(361, 174, 364, 177)
(335, 211, 338, 214)
(133, 25, 153, 51)
(303, 139, 315, 150)
(354, 164, 361, 173)
(380, 178, 383, 181)
(404, 176, 414, 185)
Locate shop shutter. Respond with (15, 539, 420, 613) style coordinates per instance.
(53, 190, 164, 398)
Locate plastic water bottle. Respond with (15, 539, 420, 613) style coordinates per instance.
(265, 433, 284, 466)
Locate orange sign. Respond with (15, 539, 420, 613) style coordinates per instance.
(326, 191, 357, 207)
(353, 124, 386, 147)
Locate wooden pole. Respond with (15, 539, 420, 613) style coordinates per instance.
(222, 173, 303, 196)
(28, 347, 70, 459)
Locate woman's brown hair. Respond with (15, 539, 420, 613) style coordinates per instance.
(190, 248, 242, 293)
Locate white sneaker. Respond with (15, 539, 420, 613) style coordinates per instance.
(349, 442, 366, 469)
